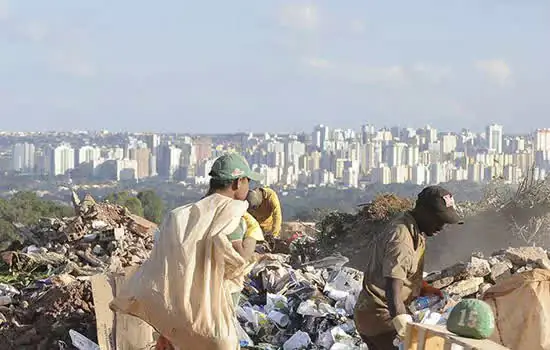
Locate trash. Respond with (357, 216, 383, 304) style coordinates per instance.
(0, 192, 156, 349)
(283, 330, 311, 350)
(69, 329, 100, 350)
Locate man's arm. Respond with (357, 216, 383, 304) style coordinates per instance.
(268, 190, 282, 237)
(385, 278, 407, 318)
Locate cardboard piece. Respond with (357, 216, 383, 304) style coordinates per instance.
(91, 268, 155, 350)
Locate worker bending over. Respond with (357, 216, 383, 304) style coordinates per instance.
(354, 186, 463, 350)
(246, 186, 282, 239)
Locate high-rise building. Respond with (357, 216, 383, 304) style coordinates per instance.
(129, 146, 151, 179)
(486, 124, 503, 153)
(77, 146, 101, 164)
(193, 137, 212, 163)
(51, 143, 75, 176)
(534, 129, 550, 152)
(11, 142, 35, 172)
(312, 124, 330, 151)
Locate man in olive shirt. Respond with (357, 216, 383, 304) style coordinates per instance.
(354, 186, 463, 350)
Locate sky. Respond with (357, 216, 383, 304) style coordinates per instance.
(0, 1, 549, 134)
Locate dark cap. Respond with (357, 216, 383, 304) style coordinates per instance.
(416, 185, 464, 225)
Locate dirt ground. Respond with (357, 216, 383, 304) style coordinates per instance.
(0, 281, 96, 350)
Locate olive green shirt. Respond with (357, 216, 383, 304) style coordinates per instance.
(354, 211, 426, 336)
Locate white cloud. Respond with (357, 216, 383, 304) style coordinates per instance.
(475, 59, 511, 86)
(279, 4, 319, 30)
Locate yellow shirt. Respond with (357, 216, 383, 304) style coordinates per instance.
(247, 187, 282, 237)
(227, 212, 265, 242)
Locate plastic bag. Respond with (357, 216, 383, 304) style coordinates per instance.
(283, 331, 312, 350)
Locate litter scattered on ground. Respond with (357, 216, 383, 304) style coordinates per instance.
(0, 192, 157, 350)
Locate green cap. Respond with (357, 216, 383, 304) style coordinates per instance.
(209, 153, 264, 182)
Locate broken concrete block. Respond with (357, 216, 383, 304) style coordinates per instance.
(490, 262, 511, 284)
(504, 247, 548, 267)
(469, 257, 491, 278)
(441, 262, 470, 279)
(444, 277, 484, 297)
(431, 276, 454, 289)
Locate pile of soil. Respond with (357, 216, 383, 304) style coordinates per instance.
(0, 281, 96, 350)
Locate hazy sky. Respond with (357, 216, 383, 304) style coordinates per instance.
(1, 1, 549, 134)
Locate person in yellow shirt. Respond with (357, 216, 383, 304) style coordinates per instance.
(246, 187, 283, 239)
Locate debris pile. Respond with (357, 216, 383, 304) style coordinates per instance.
(316, 194, 415, 267)
(238, 253, 367, 349)
(0, 192, 157, 349)
(425, 246, 550, 299)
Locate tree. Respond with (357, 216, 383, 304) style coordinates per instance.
(137, 190, 165, 224)
(104, 191, 144, 217)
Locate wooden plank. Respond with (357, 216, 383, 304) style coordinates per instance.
(407, 323, 510, 350)
(91, 273, 116, 350)
(424, 329, 446, 350)
(113, 269, 155, 350)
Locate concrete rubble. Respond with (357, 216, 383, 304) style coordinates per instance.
(426, 246, 550, 299)
(0, 192, 157, 350)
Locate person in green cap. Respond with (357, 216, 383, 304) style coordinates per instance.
(155, 153, 265, 350)
(206, 153, 265, 303)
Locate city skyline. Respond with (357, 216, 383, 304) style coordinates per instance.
(3, 122, 550, 189)
(1, 1, 549, 133)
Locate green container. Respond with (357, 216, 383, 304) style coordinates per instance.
(446, 299, 495, 339)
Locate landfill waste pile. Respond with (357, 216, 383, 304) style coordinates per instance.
(236, 245, 550, 350)
(0, 192, 157, 350)
(237, 253, 368, 350)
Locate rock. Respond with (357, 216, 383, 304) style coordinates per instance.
(431, 276, 454, 289)
(441, 262, 470, 279)
(425, 271, 442, 283)
(490, 262, 511, 284)
(503, 247, 548, 267)
(444, 277, 484, 297)
(468, 257, 491, 278)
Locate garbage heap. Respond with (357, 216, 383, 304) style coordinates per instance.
(238, 253, 367, 350)
(0, 192, 157, 350)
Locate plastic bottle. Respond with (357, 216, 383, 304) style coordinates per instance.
(409, 295, 440, 313)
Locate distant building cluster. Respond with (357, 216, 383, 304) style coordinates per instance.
(2, 124, 550, 188)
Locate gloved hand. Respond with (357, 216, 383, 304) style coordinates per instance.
(392, 314, 413, 338)
(421, 280, 443, 297)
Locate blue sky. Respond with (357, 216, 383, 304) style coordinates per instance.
(1, 1, 549, 134)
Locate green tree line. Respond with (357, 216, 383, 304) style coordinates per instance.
(0, 192, 74, 247)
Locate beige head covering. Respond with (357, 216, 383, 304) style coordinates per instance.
(246, 188, 263, 208)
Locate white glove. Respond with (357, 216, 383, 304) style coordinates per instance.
(392, 314, 413, 338)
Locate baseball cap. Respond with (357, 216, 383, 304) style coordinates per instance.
(416, 185, 464, 225)
(209, 153, 264, 182)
